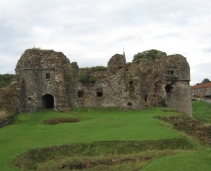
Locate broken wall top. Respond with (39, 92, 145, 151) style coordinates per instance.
(15, 49, 71, 77)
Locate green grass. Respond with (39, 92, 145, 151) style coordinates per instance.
(1, 104, 211, 171)
(139, 101, 211, 171)
(0, 108, 183, 171)
(142, 150, 211, 171)
(192, 101, 211, 123)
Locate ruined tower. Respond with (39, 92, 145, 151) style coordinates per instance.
(15, 49, 71, 112)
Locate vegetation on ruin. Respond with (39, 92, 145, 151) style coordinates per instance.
(0, 102, 211, 170)
(89, 75, 99, 83)
(70, 62, 77, 67)
(79, 72, 87, 83)
(133, 49, 167, 62)
(0, 74, 14, 88)
(91, 66, 107, 71)
(27, 47, 54, 52)
(79, 72, 99, 83)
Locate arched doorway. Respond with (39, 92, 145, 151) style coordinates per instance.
(165, 84, 173, 94)
(42, 94, 54, 109)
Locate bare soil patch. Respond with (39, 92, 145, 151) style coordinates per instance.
(59, 156, 153, 170)
(156, 116, 211, 144)
(43, 118, 79, 125)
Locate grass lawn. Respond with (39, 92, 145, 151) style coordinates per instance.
(0, 108, 183, 171)
(141, 101, 211, 171)
(142, 149, 211, 171)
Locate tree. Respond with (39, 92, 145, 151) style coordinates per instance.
(201, 78, 210, 84)
(0, 74, 14, 88)
(132, 49, 167, 62)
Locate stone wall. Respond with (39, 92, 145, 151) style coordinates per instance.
(16, 49, 71, 112)
(15, 49, 192, 116)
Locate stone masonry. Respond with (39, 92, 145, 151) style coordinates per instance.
(15, 48, 192, 116)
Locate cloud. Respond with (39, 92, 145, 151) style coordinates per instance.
(0, 0, 211, 85)
(191, 63, 211, 85)
(203, 47, 211, 53)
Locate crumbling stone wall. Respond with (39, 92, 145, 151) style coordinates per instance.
(15, 49, 192, 116)
(15, 49, 71, 112)
(0, 82, 20, 114)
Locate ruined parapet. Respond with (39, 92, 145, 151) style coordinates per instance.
(15, 48, 71, 112)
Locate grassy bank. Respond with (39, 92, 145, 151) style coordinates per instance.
(141, 101, 211, 171)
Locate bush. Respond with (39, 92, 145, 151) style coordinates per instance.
(0, 74, 14, 88)
(70, 62, 77, 67)
(79, 72, 88, 83)
(89, 75, 99, 83)
(133, 49, 167, 62)
(91, 66, 107, 71)
(79, 72, 99, 84)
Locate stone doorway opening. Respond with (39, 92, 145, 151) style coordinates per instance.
(42, 94, 54, 109)
(165, 84, 173, 93)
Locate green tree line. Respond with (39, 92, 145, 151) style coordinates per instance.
(0, 74, 14, 88)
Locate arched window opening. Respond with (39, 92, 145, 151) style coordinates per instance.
(96, 88, 103, 97)
(42, 94, 54, 109)
(46, 73, 50, 79)
(127, 102, 132, 106)
(97, 92, 103, 97)
(78, 90, 84, 98)
(145, 94, 148, 102)
(129, 81, 134, 91)
(165, 84, 173, 93)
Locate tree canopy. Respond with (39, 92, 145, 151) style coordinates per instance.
(133, 49, 167, 62)
(0, 74, 14, 88)
(201, 78, 210, 84)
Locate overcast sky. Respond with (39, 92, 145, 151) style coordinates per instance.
(0, 0, 211, 85)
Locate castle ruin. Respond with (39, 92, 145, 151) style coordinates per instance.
(15, 49, 192, 116)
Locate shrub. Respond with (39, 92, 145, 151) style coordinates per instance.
(89, 75, 99, 83)
(91, 66, 107, 71)
(133, 49, 167, 62)
(0, 74, 14, 88)
(70, 62, 77, 67)
(79, 72, 88, 83)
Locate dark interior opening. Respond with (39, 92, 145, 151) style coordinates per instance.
(42, 94, 54, 109)
(145, 94, 148, 102)
(78, 90, 84, 97)
(167, 70, 174, 75)
(165, 84, 173, 93)
(127, 102, 132, 106)
(46, 73, 50, 79)
(129, 81, 134, 91)
(97, 92, 103, 97)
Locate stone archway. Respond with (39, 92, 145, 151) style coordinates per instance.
(42, 94, 54, 109)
